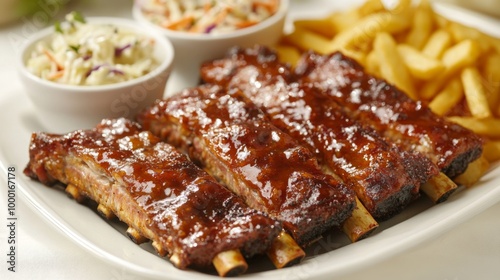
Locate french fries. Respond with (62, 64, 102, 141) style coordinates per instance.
(422, 29, 452, 59)
(276, 0, 500, 188)
(374, 33, 416, 99)
(447, 117, 500, 138)
(483, 141, 500, 162)
(420, 39, 481, 100)
(397, 44, 444, 80)
(453, 156, 490, 188)
(461, 67, 492, 119)
(428, 78, 463, 116)
(404, 0, 433, 49)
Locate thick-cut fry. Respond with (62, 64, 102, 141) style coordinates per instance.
(447, 116, 500, 138)
(365, 49, 380, 76)
(330, 8, 362, 32)
(283, 26, 332, 54)
(330, 11, 411, 53)
(483, 141, 500, 162)
(454, 156, 490, 188)
(405, 1, 433, 49)
(461, 67, 492, 119)
(357, 0, 385, 16)
(422, 29, 452, 59)
(397, 44, 444, 80)
(447, 22, 492, 53)
(420, 40, 481, 100)
(374, 32, 416, 99)
(293, 18, 336, 38)
(386, 0, 412, 15)
(441, 40, 481, 70)
(429, 78, 463, 116)
(482, 53, 500, 114)
(274, 45, 301, 66)
(337, 46, 366, 65)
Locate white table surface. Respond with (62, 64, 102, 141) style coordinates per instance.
(1, 0, 500, 279)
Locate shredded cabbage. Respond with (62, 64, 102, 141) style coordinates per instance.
(27, 12, 158, 86)
(139, 0, 280, 34)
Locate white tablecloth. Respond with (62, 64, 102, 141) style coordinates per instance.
(1, 1, 499, 279)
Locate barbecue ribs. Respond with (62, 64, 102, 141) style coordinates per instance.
(137, 84, 356, 245)
(24, 118, 281, 269)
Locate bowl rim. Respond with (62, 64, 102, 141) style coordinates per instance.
(132, 0, 289, 41)
(18, 16, 175, 93)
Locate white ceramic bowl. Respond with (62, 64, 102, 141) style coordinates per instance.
(18, 17, 175, 133)
(132, 0, 289, 93)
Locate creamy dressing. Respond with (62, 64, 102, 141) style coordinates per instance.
(139, 0, 279, 34)
(27, 12, 158, 86)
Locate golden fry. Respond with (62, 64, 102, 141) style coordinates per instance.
(441, 40, 481, 69)
(447, 116, 500, 138)
(405, 1, 433, 49)
(453, 156, 490, 188)
(483, 141, 500, 162)
(397, 44, 444, 80)
(365, 49, 380, 76)
(386, 0, 412, 15)
(330, 11, 411, 52)
(374, 32, 416, 99)
(274, 45, 301, 67)
(482, 53, 500, 114)
(293, 18, 336, 38)
(461, 67, 492, 119)
(428, 78, 463, 116)
(330, 8, 361, 32)
(420, 40, 481, 100)
(357, 0, 385, 16)
(422, 29, 452, 59)
(448, 22, 492, 53)
(283, 26, 332, 54)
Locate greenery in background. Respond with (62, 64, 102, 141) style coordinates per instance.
(17, 0, 69, 16)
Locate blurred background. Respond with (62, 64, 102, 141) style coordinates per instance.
(0, 0, 499, 28)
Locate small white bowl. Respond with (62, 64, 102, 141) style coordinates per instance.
(132, 0, 289, 93)
(18, 17, 175, 133)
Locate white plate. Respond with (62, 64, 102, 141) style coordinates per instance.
(1, 2, 500, 280)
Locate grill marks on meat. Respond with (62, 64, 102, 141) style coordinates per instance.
(24, 118, 281, 269)
(200, 46, 439, 220)
(294, 51, 483, 178)
(137, 85, 356, 245)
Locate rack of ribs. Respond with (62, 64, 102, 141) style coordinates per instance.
(23, 118, 282, 276)
(137, 84, 356, 248)
(294, 51, 483, 179)
(200, 46, 439, 220)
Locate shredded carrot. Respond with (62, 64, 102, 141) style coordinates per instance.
(42, 49, 64, 71)
(235, 20, 258, 29)
(189, 7, 230, 33)
(162, 15, 194, 31)
(213, 7, 230, 25)
(253, 0, 279, 14)
(203, 1, 212, 13)
(47, 70, 64, 80)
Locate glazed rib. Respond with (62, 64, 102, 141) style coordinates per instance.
(137, 85, 356, 245)
(294, 51, 483, 178)
(200, 46, 437, 220)
(24, 118, 281, 270)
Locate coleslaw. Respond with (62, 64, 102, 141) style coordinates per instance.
(139, 0, 280, 34)
(26, 12, 159, 86)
